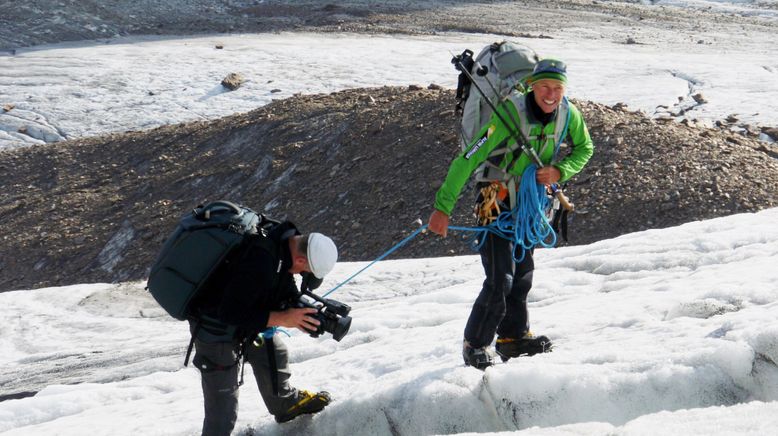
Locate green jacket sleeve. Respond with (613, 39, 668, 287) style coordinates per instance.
(555, 103, 594, 182)
(433, 106, 512, 216)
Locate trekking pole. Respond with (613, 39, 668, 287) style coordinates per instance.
(451, 55, 574, 212)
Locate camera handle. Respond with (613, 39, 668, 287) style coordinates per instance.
(301, 289, 325, 304)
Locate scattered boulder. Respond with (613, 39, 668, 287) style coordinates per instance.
(221, 72, 244, 91)
(358, 94, 376, 104)
(762, 127, 778, 141)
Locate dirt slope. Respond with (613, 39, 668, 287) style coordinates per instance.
(1, 85, 776, 291)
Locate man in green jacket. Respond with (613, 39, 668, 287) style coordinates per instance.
(428, 58, 594, 369)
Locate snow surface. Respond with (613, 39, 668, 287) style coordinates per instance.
(2, 1, 777, 434)
(648, 0, 778, 17)
(1, 24, 777, 149)
(1, 209, 777, 435)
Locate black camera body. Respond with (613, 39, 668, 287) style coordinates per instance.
(290, 273, 352, 341)
(295, 290, 352, 342)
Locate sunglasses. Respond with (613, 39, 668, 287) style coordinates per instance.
(533, 59, 567, 75)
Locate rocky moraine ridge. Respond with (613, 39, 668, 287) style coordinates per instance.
(1, 85, 777, 292)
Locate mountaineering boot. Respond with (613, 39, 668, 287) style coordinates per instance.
(463, 341, 494, 370)
(275, 390, 331, 423)
(495, 332, 553, 362)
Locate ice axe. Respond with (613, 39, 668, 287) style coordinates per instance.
(451, 51, 574, 212)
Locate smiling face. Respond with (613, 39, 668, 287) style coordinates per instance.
(532, 79, 566, 114)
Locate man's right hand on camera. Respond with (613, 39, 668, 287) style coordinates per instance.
(268, 308, 320, 332)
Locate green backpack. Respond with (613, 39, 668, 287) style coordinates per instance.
(147, 200, 269, 321)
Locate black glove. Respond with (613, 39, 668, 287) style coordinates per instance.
(301, 272, 323, 292)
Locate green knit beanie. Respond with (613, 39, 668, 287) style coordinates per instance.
(529, 58, 567, 84)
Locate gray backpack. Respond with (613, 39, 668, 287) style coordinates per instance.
(147, 200, 285, 368)
(454, 41, 539, 150)
(146, 200, 268, 321)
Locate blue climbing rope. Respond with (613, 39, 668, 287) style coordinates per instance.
(322, 224, 429, 298)
(321, 164, 557, 296)
(260, 326, 291, 339)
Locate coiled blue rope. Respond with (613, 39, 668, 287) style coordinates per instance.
(453, 164, 556, 262)
(321, 164, 556, 296)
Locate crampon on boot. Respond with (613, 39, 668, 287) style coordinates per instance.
(275, 390, 331, 423)
(463, 341, 494, 370)
(495, 332, 553, 362)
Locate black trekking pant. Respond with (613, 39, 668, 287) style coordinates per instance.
(464, 232, 534, 348)
(191, 331, 299, 436)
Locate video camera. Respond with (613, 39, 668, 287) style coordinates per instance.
(293, 273, 352, 342)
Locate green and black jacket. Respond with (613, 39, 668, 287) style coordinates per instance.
(435, 92, 594, 215)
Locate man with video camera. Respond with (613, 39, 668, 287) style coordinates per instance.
(188, 219, 341, 435)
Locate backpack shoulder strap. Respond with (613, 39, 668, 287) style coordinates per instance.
(507, 92, 533, 142)
(552, 97, 571, 161)
(250, 232, 277, 255)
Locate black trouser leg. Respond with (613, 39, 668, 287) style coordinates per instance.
(245, 335, 298, 417)
(464, 233, 536, 348)
(464, 233, 514, 348)
(193, 340, 240, 436)
(497, 248, 534, 339)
